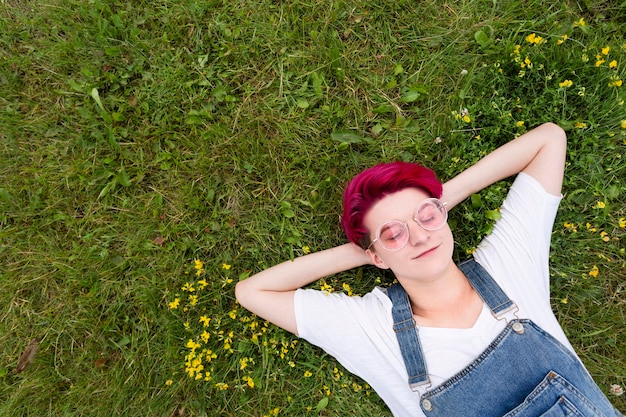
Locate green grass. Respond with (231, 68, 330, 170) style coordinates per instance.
(1, 0, 624, 415)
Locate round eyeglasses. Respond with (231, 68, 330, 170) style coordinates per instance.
(367, 198, 448, 251)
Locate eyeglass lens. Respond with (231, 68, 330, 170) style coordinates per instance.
(376, 199, 446, 250)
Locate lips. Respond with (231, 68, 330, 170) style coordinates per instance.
(414, 245, 440, 259)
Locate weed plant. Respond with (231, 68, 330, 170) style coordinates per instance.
(1, 0, 624, 416)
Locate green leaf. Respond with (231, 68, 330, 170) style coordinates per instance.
(330, 131, 370, 144)
(474, 30, 491, 48)
(296, 99, 309, 109)
(315, 397, 329, 412)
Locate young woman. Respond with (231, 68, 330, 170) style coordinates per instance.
(235, 123, 622, 416)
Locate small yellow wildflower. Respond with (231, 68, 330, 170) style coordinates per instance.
(242, 376, 255, 388)
(621, 120, 626, 129)
(199, 315, 211, 327)
(586, 223, 597, 233)
(188, 294, 198, 306)
(222, 263, 231, 270)
(573, 18, 586, 27)
(303, 370, 313, 378)
(608, 79, 623, 87)
(560, 298, 568, 304)
(559, 80, 573, 88)
(557, 34, 568, 45)
(165, 379, 173, 386)
(602, 46, 610, 55)
(525, 33, 543, 44)
(182, 282, 195, 292)
(512, 44, 521, 55)
(589, 265, 599, 278)
(462, 115, 471, 123)
(168, 298, 180, 309)
(596, 59, 606, 67)
(516, 121, 525, 127)
(573, 122, 587, 129)
(194, 259, 204, 270)
(228, 309, 237, 320)
(215, 382, 229, 391)
(200, 331, 211, 343)
(302, 245, 311, 254)
(609, 60, 618, 69)
(342, 282, 353, 296)
(600, 231, 610, 242)
(594, 201, 606, 209)
(619, 218, 626, 228)
(186, 339, 201, 351)
(197, 279, 208, 289)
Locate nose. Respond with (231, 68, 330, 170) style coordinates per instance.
(408, 219, 429, 246)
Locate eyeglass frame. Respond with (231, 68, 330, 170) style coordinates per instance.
(366, 198, 448, 251)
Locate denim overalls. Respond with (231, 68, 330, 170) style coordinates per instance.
(386, 259, 622, 417)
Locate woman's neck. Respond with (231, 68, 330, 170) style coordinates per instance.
(400, 263, 484, 328)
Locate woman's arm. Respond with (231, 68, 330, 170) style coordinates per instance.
(441, 122, 567, 210)
(235, 243, 371, 335)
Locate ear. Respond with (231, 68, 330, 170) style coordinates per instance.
(366, 248, 390, 270)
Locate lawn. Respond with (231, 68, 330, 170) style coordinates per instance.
(1, 0, 624, 415)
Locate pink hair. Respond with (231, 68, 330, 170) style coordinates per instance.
(341, 161, 443, 248)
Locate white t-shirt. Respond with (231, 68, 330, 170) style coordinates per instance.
(294, 173, 575, 417)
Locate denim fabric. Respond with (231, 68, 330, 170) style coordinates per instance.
(386, 259, 622, 417)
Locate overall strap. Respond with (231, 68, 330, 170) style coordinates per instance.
(386, 258, 517, 392)
(386, 283, 430, 390)
(458, 259, 518, 320)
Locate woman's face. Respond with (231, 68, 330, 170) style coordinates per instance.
(363, 187, 455, 283)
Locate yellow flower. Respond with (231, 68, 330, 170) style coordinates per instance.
(165, 379, 173, 386)
(186, 339, 201, 350)
(596, 59, 605, 67)
(512, 44, 521, 55)
(222, 263, 232, 270)
(194, 259, 204, 270)
(199, 315, 211, 327)
(525, 33, 543, 44)
(302, 245, 311, 254)
(242, 376, 255, 388)
(600, 231, 610, 242)
(589, 265, 599, 278)
(621, 120, 626, 129)
(228, 309, 237, 320)
(342, 282, 353, 296)
(462, 115, 471, 123)
(602, 46, 610, 55)
(214, 382, 229, 391)
(608, 79, 623, 87)
(594, 201, 606, 209)
(303, 370, 313, 378)
(573, 122, 587, 129)
(557, 34, 568, 45)
(516, 121, 525, 127)
(573, 18, 586, 27)
(188, 294, 198, 306)
(197, 279, 208, 289)
(182, 282, 194, 292)
(619, 218, 626, 228)
(168, 298, 180, 309)
(559, 80, 573, 88)
(609, 60, 618, 69)
(560, 298, 568, 304)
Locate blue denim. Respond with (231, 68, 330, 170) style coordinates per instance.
(387, 259, 622, 416)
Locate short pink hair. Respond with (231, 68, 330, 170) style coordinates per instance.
(341, 161, 443, 248)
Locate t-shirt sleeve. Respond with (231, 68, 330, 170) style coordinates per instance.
(473, 172, 562, 302)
